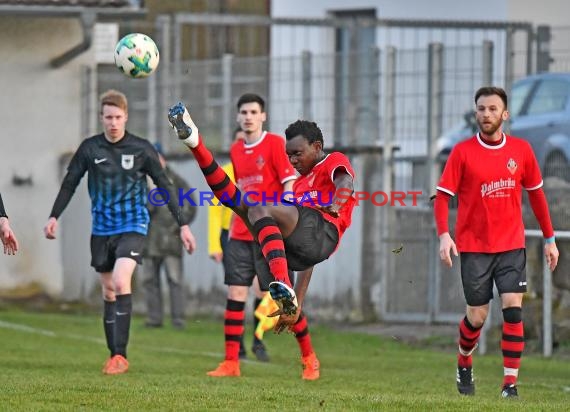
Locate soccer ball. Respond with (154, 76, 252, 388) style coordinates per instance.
(114, 33, 159, 78)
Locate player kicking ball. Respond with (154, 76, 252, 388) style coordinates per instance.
(167, 103, 356, 331)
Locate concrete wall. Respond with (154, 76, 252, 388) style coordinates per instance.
(0, 16, 94, 297)
(506, 0, 570, 25)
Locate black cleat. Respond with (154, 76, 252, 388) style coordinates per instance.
(268, 281, 298, 316)
(456, 366, 475, 395)
(252, 342, 270, 362)
(238, 339, 247, 360)
(501, 384, 518, 398)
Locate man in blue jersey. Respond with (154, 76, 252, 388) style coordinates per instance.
(44, 89, 196, 375)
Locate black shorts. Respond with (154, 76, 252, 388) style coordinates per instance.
(90, 232, 146, 273)
(223, 239, 294, 290)
(460, 248, 527, 306)
(282, 204, 339, 271)
(223, 205, 338, 289)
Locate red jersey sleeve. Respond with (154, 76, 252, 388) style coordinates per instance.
(325, 152, 355, 181)
(269, 136, 296, 184)
(436, 145, 463, 196)
(521, 141, 543, 190)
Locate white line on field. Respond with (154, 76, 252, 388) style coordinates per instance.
(0, 319, 226, 360)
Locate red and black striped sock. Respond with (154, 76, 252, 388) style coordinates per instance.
(502, 307, 524, 386)
(458, 316, 482, 368)
(224, 299, 245, 361)
(191, 137, 240, 207)
(253, 217, 291, 287)
(292, 313, 313, 357)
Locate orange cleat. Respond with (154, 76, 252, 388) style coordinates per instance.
(102, 357, 113, 373)
(206, 360, 241, 377)
(103, 355, 129, 375)
(301, 352, 320, 380)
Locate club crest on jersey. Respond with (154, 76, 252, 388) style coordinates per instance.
(121, 154, 134, 170)
(507, 158, 517, 175)
(256, 155, 265, 170)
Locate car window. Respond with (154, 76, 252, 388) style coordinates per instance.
(510, 80, 534, 116)
(526, 79, 570, 115)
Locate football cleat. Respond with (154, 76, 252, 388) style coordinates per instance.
(252, 341, 270, 362)
(206, 360, 241, 377)
(268, 281, 298, 316)
(456, 366, 475, 395)
(501, 384, 518, 398)
(103, 354, 129, 375)
(301, 352, 320, 380)
(167, 103, 199, 148)
(239, 337, 247, 360)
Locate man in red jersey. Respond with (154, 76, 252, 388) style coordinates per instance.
(223, 95, 294, 366)
(434, 86, 559, 398)
(167, 103, 355, 378)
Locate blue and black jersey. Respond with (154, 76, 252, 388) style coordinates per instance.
(49, 132, 184, 236)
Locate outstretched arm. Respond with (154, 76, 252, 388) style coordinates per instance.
(434, 191, 458, 267)
(44, 149, 88, 240)
(528, 188, 559, 271)
(0, 194, 19, 255)
(315, 169, 354, 218)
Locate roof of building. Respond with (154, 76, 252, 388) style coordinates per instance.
(0, 0, 134, 6)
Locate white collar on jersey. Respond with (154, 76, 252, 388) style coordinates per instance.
(476, 132, 506, 150)
(243, 131, 268, 148)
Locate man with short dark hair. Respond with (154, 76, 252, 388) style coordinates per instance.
(434, 86, 559, 398)
(168, 100, 356, 380)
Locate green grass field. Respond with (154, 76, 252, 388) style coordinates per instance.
(0, 309, 568, 411)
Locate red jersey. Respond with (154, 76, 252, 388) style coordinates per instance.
(437, 134, 543, 253)
(293, 152, 356, 239)
(229, 132, 296, 240)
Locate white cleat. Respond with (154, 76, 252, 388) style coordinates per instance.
(167, 102, 199, 148)
(268, 281, 299, 316)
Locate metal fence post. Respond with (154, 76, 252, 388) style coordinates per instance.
(543, 251, 552, 357)
(156, 14, 171, 149)
(482, 40, 494, 86)
(301, 50, 312, 120)
(221, 53, 233, 149)
(536, 25, 552, 74)
(379, 46, 396, 320)
(504, 27, 514, 93)
(173, 15, 183, 105)
(369, 46, 381, 144)
(427, 42, 444, 323)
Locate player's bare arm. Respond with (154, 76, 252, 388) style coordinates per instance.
(544, 242, 559, 272)
(315, 169, 354, 217)
(0, 217, 19, 255)
(44, 217, 58, 240)
(438, 232, 458, 268)
(282, 179, 295, 201)
(180, 225, 196, 254)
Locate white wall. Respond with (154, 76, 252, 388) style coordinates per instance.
(271, 0, 507, 20)
(507, 0, 570, 25)
(0, 16, 94, 297)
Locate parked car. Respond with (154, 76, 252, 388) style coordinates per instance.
(436, 72, 570, 180)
